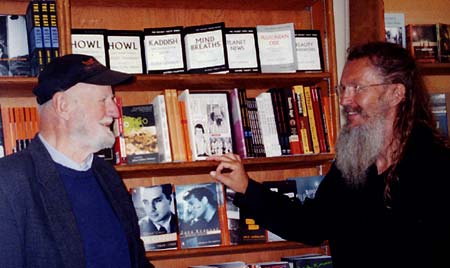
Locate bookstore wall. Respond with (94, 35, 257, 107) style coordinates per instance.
(0, 0, 339, 267)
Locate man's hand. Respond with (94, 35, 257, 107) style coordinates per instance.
(207, 153, 249, 194)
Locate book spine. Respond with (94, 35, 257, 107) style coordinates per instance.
(0, 106, 4, 158)
(303, 86, 320, 154)
(39, 2, 53, 66)
(247, 98, 265, 157)
(48, 0, 60, 59)
(164, 89, 186, 162)
(255, 93, 281, 157)
(152, 95, 172, 162)
(26, 1, 46, 76)
(311, 86, 327, 153)
(268, 89, 289, 155)
(229, 88, 247, 158)
(281, 88, 302, 155)
(178, 90, 193, 161)
(113, 96, 125, 164)
(316, 87, 332, 153)
(238, 88, 255, 157)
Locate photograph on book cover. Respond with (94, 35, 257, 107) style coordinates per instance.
(0, 15, 30, 76)
(175, 182, 224, 249)
(131, 184, 178, 251)
(384, 13, 406, 48)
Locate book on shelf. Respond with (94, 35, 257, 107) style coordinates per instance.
(225, 27, 260, 73)
(229, 88, 254, 158)
(247, 261, 289, 268)
(143, 26, 185, 74)
(178, 89, 233, 161)
(224, 187, 240, 245)
(302, 86, 320, 154)
(106, 30, 145, 74)
(294, 30, 324, 72)
(246, 97, 266, 157)
(0, 15, 31, 77)
(255, 92, 282, 157)
(430, 93, 449, 137)
(175, 182, 225, 249)
(112, 96, 126, 164)
(437, 23, 450, 63)
(130, 183, 178, 251)
(47, 0, 60, 59)
(287, 175, 325, 203)
(0, 106, 4, 158)
(151, 95, 172, 162)
(163, 89, 187, 162)
(71, 28, 109, 67)
(122, 104, 159, 164)
(384, 13, 406, 48)
(292, 85, 313, 154)
(25, 1, 45, 75)
(204, 261, 247, 268)
(406, 24, 438, 63)
(262, 180, 298, 242)
(281, 254, 333, 268)
(268, 89, 290, 155)
(311, 86, 329, 153)
(39, 1, 52, 65)
(256, 22, 297, 73)
(183, 22, 229, 73)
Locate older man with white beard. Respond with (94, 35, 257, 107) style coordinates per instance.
(207, 42, 450, 268)
(0, 54, 153, 268)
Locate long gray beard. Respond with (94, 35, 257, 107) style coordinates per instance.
(335, 117, 385, 186)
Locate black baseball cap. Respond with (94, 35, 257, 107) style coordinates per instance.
(33, 54, 135, 104)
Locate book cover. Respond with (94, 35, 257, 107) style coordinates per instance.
(262, 180, 297, 242)
(294, 30, 324, 71)
(131, 184, 178, 251)
(406, 24, 438, 63)
(183, 22, 228, 73)
(151, 95, 172, 162)
(281, 254, 333, 268)
(0, 15, 30, 76)
(437, 23, 450, 63)
(225, 27, 260, 73)
(247, 261, 289, 268)
(430, 93, 449, 137)
(175, 182, 224, 249)
(179, 90, 233, 161)
(287, 175, 325, 203)
(207, 261, 248, 268)
(143, 26, 185, 74)
(122, 104, 159, 164)
(224, 187, 240, 245)
(255, 92, 282, 157)
(384, 13, 406, 48)
(107, 30, 146, 74)
(256, 22, 297, 73)
(71, 28, 109, 67)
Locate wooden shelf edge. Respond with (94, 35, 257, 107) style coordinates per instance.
(146, 241, 314, 260)
(116, 153, 335, 178)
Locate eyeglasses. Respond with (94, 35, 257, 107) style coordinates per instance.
(335, 83, 393, 97)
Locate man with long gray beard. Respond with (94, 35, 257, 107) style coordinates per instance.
(207, 42, 450, 268)
(0, 54, 153, 268)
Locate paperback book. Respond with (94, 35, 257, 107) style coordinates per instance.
(107, 30, 145, 74)
(437, 23, 450, 63)
(151, 95, 172, 162)
(0, 15, 30, 76)
(406, 24, 438, 63)
(256, 22, 297, 73)
(281, 254, 333, 268)
(384, 13, 406, 48)
(143, 26, 185, 74)
(183, 22, 228, 73)
(131, 184, 178, 250)
(430, 93, 449, 137)
(71, 28, 109, 66)
(287, 175, 325, 203)
(294, 30, 324, 72)
(122, 104, 159, 164)
(225, 27, 260, 73)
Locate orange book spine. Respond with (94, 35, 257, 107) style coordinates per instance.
(1, 106, 13, 155)
(178, 100, 192, 161)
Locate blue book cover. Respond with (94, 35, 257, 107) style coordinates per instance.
(287, 175, 325, 203)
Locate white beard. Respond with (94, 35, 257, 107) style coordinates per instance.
(335, 116, 385, 186)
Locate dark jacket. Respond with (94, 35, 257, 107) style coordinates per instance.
(0, 137, 153, 268)
(235, 125, 450, 268)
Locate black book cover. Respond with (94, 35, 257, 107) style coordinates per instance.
(294, 29, 324, 72)
(107, 29, 146, 74)
(225, 27, 260, 73)
(72, 28, 110, 67)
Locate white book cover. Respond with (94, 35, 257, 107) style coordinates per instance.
(384, 13, 406, 48)
(225, 28, 260, 73)
(0, 15, 30, 76)
(144, 26, 185, 74)
(151, 95, 172, 163)
(71, 29, 108, 66)
(179, 89, 233, 161)
(107, 30, 145, 74)
(255, 92, 282, 157)
(295, 30, 323, 71)
(256, 22, 297, 73)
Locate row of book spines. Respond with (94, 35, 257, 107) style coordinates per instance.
(26, 0, 60, 75)
(0, 106, 40, 156)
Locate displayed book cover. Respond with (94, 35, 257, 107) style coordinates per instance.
(206, 261, 248, 268)
(437, 23, 450, 63)
(0, 15, 30, 76)
(225, 27, 260, 73)
(384, 13, 406, 48)
(151, 95, 172, 162)
(131, 183, 178, 251)
(71, 28, 109, 67)
(256, 22, 297, 73)
(107, 30, 145, 74)
(281, 254, 333, 268)
(262, 180, 298, 242)
(406, 24, 438, 63)
(122, 104, 159, 164)
(287, 175, 325, 203)
(430, 93, 449, 137)
(175, 182, 224, 249)
(183, 22, 229, 73)
(178, 90, 233, 161)
(247, 261, 289, 268)
(255, 92, 282, 157)
(224, 187, 240, 245)
(294, 30, 324, 72)
(143, 26, 185, 74)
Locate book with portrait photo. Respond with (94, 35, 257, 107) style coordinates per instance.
(122, 104, 159, 164)
(178, 90, 233, 161)
(131, 183, 178, 251)
(175, 182, 225, 249)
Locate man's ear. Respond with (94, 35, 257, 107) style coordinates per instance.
(390, 83, 406, 106)
(51, 92, 71, 120)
